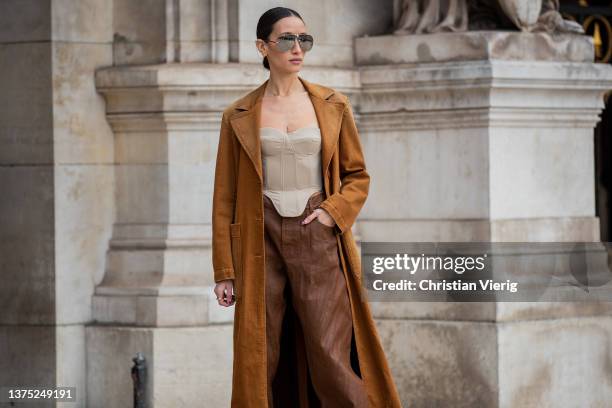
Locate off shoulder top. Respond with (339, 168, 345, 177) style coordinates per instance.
(260, 124, 324, 217)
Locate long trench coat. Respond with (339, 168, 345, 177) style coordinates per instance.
(212, 75, 402, 407)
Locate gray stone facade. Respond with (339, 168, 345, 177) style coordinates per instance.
(1, 1, 611, 407)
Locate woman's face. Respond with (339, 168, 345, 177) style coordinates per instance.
(258, 16, 309, 73)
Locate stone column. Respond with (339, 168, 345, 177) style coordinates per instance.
(92, 64, 242, 327)
(0, 2, 114, 406)
(354, 31, 612, 407)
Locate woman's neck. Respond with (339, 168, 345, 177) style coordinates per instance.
(264, 74, 305, 97)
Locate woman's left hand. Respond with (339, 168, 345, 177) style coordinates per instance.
(302, 208, 335, 227)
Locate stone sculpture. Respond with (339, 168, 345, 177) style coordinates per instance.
(393, 0, 468, 34)
(393, 0, 584, 35)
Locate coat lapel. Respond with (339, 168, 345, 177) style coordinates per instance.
(228, 76, 346, 185)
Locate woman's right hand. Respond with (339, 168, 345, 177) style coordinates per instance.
(214, 279, 235, 307)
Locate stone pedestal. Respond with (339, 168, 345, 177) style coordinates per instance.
(355, 32, 612, 407)
(352, 31, 609, 244)
(90, 63, 258, 406)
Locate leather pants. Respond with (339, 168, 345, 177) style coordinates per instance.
(264, 190, 368, 408)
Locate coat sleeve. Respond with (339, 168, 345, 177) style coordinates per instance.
(317, 98, 370, 235)
(211, 111, 238, 283)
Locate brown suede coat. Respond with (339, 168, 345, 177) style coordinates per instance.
(212, 75, 402, 407)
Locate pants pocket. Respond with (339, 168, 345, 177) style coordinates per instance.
(314, 216, 335, 229)
(308, 192, 334, 230)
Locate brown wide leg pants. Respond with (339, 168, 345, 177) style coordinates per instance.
(264, 190, 368, 408)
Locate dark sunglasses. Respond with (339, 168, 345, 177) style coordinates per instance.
(265, 34, 314, 52)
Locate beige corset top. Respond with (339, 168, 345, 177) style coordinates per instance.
(260, 124, 324, 217)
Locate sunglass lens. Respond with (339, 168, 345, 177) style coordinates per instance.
(300, 35, 313, 51)
(279, 37, 295, 52)
(278, 35, 314, 52)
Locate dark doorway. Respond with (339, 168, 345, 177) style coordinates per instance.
(595, 93, 612, 241)
(560, 1, 612, 240)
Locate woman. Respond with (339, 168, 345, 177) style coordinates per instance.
(212, 6, 402, 407)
